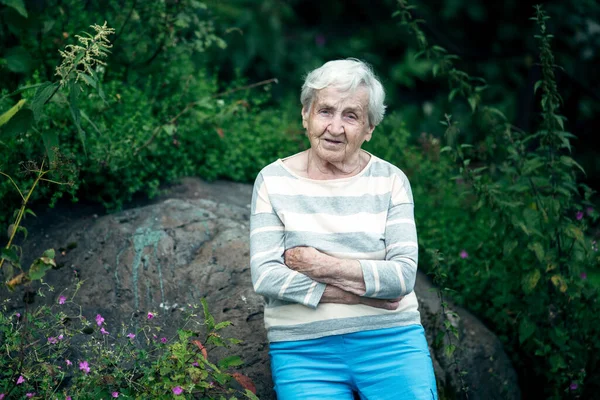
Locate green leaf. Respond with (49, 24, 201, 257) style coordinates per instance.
(522, 269, 541, 293)
(201, 298, 215, 330)
(80, 73, 97, 88)
(503, 240, 518, 256)
(162, 124, 176, 136)
(24, 208, 36, 218)
(1, 0, 28, 17)
(1, 247, 19, 263)
(550, 274, 568, 293)
(4, 46, 32, 73)
(444, 344, 456, 358)
(0, 98, 26, 128)
(32, 82, 60, 123)
(28, 257, 54, 280)
(41, 130, 59, 164)
(16, 226, 27, 240)
(68, 80, 87, 155)
(533, 80, 543, 94)
(42, 249, 55, 259)
(549, 354, 566, 373)
(518, 318, 535, 344)
(528, 242, 545, 262)
(0, 83, 48, 101)
(559, 156, 586, 175)
(467, 95, 478, 112)
(214, 321, 232, 330)
(217, 355, 243, 369)
(244, 389, 260, 400)
(0, 107, 33, 137)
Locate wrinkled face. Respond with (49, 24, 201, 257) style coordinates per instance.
(302, 86, 375, 164)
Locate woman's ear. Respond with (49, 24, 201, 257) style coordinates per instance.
(301, 107, 309, 129)
(365, 125, 375, 142)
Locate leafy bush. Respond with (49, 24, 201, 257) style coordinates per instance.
(0, 282, 257, 399)
(394, 2, 600, 398)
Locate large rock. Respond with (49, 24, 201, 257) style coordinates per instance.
(3, 177, 520, 400)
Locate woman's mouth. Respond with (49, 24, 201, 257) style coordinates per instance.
(324, 139, 343, 145)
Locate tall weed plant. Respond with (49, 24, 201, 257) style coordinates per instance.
(395, 1, 599, 398)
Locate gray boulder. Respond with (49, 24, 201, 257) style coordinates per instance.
(4, 177, 520, 400)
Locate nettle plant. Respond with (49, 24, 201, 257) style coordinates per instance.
(0, 22, 117, 291)
(0, 283, 257, 399)
(397, 1, 599, 398)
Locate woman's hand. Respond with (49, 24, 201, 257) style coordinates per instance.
(284, 246, 366, 295)
(321, 285, 403, 310)
(283, 247, 324, 280)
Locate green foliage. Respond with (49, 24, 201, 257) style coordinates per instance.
(0, 283, 256, 399)
(396, 1, 600, 398)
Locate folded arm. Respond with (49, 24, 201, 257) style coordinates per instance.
(284, 184, 418, 300)
(250, 173, 399, 310)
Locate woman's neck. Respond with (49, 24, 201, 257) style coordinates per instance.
(306, 149, 367, 180)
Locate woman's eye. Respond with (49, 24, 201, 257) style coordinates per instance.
(346, 114, 357, 120)
(319, 109, 331, 115)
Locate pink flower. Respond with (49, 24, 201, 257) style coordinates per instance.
(26, 393, 34, 398)
(0, 393, 5, 399)
(570, 382, 578, 390)
(576, 211, 584, 220)
(112, 392, 119, 398)
(459, 250, 469, 259)
(66, 397, 72, 400)
(172, 386, 183, 395)
(161, 337, 167, 344)
(192, 361, 199, 367)
(95, 314, 105, 326)
(127, 333, 136, 339)
(58, 334, 64, 340)
(48, 337, 58, 344)
(16, 313, 20, 318)
(59, 296, 66, 305)
(147, 312, 154, 320)
(581, 272, 588, 280)
(17, 375, 25, 384)
(100, 327, 109, 335)
(79, 360, 90, 374)
(66, 359, 72, 366)
(586, 207, 594, 215)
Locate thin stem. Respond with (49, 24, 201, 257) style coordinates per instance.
(213, 78, 279, 98)
(0, 162, 48, 270)
(0, 171, 25, 201)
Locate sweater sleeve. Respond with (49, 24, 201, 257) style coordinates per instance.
(250, 172, 326, 309)
(359, 172, 418, 299)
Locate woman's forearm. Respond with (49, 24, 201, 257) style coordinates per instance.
(315, 255, 367, 296)
(320, 285, 401, 310)
(284, 247, 366, 296)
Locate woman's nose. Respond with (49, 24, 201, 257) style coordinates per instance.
(328, 115, 345, 135)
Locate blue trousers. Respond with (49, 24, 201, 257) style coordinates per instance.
(269, 324, 438, 400)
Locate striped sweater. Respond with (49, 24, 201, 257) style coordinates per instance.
(250, 152, 421, 342)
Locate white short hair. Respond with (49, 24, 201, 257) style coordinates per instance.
(300, 58, 386, 126)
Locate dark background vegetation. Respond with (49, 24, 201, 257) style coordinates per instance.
(1, 0, 599, 399)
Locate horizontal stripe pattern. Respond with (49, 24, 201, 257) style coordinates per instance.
(284, 231, 385, 255)
(283, 211, 387, 234)
(264, 292, 419, 327)
(269, 193, 390, 216)
(250, 154, 421, 341)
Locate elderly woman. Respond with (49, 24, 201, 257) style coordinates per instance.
(250, 59, 437, 399)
